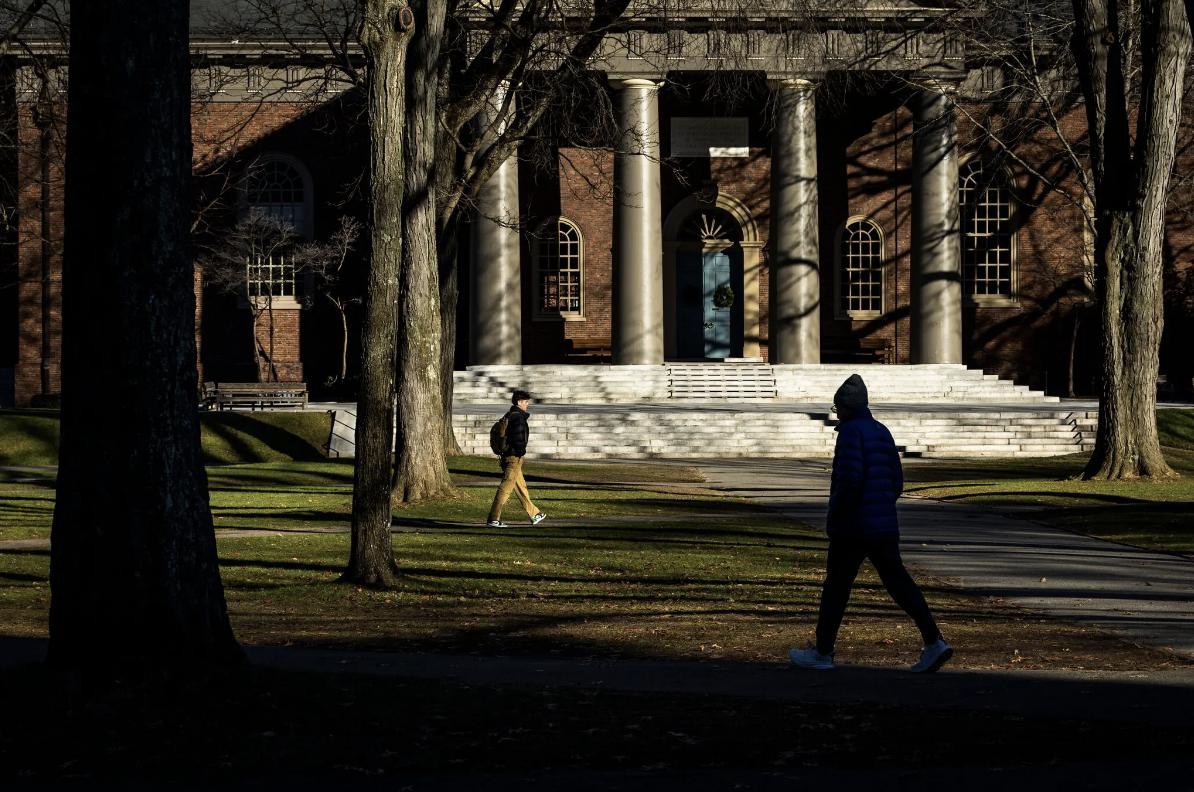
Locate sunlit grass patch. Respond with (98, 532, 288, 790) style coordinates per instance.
(903, 411, 1194, 555)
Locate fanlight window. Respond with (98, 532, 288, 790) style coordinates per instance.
(839, 217, 884, 316)
(959, 160, 1015, 298)
(537, 218, 583, 318)
(243, 157, 310, 299)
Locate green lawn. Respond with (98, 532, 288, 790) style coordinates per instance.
(904, 409, 1194, 555)
(0, 457, 1181, 672)
(0, 409, 332, 466)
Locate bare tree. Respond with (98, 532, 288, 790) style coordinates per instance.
(347, 0, 415, 587)
(294, 214, 363, 386)
(926, 0, 1190, 478)
(198, 213, 299, 382)
(1070, 0, 1188, 479)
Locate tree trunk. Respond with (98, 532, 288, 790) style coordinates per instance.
(1073, 0, 1184, 480)
(1068, 305, 1081, 397)
(392, 0, 453, 503)
(436, 56, 463, 456)
(438, 218, 462, 455)
(50, 0, 241, 671)
(346, 0, 414, 587)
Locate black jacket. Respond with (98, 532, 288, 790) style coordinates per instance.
(504, 406, 530, 457)
(826, 407, 903, 539)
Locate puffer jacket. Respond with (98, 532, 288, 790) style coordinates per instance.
(503, 406, 530, 457)
(826, 406, 903, 538)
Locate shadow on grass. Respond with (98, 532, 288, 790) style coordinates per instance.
(911, 487, 1168, 506)
(2, 632, 1194, 786)
(201, 412, 331, 464)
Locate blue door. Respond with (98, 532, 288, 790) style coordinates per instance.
(702, 251, 732, 358)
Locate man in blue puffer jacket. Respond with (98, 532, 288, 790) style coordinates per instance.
(790, 374, 953, 673)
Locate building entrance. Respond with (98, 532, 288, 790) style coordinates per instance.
(676, 247, 743, 359)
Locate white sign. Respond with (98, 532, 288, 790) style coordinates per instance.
(671, 117, 749, 158)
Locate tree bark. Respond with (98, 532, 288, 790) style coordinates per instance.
(437, 215, 463, 455)
(436, 55, 463, 457)
(393, 0, 454, 502)
(346, 0, 414, 587)
(50, 0, 241, 671)
(1073, 0, 1184, 479)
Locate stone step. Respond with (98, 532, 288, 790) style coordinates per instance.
(454, 363, 1057, 405)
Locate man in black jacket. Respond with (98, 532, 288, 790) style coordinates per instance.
(486, 389, 548, 528)
(790, 374, 951, 673)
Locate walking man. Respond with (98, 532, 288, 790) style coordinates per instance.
(487, 389, 548, 528)
(790, 374, 952, 673)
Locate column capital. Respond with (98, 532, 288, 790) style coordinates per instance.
(767, 76, 821, 91)
(613, 77, 664, 91)
(916, 77, 961, 95)
(764, 75, 821, 90)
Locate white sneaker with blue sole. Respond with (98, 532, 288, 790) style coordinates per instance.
(911, 639, 953, 673)
(789, 644, 834, 670)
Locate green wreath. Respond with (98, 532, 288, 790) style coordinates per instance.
(712, 284, 735, 309)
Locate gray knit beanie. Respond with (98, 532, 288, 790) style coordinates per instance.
(833, 374, 869, 412)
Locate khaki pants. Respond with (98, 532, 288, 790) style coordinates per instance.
(487, 455, 539, 523)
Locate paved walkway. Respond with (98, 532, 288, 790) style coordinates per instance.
(696, 459, 1194, 659)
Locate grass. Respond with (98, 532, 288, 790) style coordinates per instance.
(3, 454, 1192, 782)
(0, 408, 333, 466)
(0, 457, 1184, 672)
(903, 409, 1194, 555)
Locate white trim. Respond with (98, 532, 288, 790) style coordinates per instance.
(834, 214, 886, 320)
(958, 155, 1018, 306)
(532, 217, 585, 321)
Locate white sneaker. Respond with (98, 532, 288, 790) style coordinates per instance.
(531, 512, 547, 525)
(789, 644, 834, 670)
(911, 639, 953, 673)
(486, 520, 508, 528)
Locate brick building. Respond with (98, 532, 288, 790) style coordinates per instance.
(4, 3, 1192, 407)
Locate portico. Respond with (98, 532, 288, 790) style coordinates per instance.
(468, 73, 966, 368)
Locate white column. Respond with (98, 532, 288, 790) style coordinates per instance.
(770, 78, 821, 364)
(612, 78, 664, 365)
(910, 82, 963, 364)
(469, 83, 522, 365)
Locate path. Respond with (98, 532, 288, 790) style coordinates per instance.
(696, 459, 1194, 659)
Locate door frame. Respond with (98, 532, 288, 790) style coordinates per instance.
(662, 192, 762, 360)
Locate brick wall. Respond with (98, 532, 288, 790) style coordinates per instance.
(13, 79, 1194, 402)
(15, 101, 64, 406)
(253, 305, 303, 382)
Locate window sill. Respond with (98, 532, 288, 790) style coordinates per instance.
(837, 311, 883, 321)
(966, 297, 1019, 309)
(534, 314, 586, 323)
(241, 296, 303, 311)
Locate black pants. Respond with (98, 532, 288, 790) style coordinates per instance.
(815, 534, 941, 656)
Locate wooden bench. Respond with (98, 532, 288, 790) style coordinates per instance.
(822, 337, 894, 365)
(565, 345, 613, 363)
(202, 381, 308, 411)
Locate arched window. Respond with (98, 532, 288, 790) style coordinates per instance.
(242, 155, 313, 300)
(535, 218, 584, 319)
(837, 216, 885, 317)
(959, 159, 1015, 300)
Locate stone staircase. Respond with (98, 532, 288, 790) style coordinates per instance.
(452, 363, 1059, 404)
(325, 364, 1094, 460)
(667, 362, 777, 400)
(448, 407, 1098, 460)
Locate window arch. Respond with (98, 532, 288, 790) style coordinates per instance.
(836, 216, 885, 318)
(534, 217, 584, 319)
(959, 159, 1016, 300)
(243, 154, 313, 238)
(241, 154, 314, 300)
